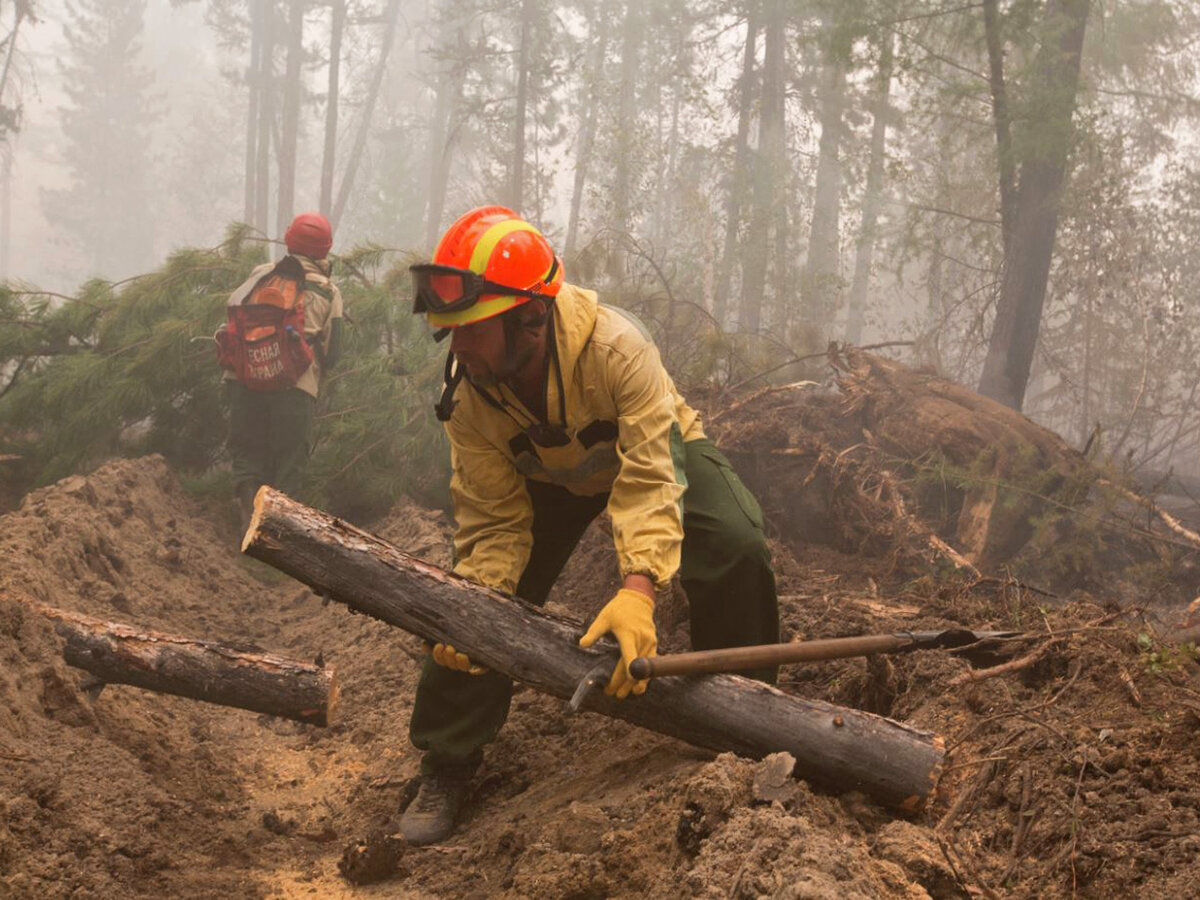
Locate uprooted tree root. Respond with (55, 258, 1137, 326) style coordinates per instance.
(709, 347, 1200, 609)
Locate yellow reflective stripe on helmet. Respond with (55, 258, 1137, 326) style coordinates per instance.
(468, 219, 541, 274)
(427, 294, 525, 328)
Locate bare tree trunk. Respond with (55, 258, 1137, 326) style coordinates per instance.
(0, 143, 10, 279)
(846, 32, 894, 345)
(254, 0, 275, 235)
(714, 4, 759, 329)
(978, 0, 1090, 410)
(983, 0, 1016, 252)
(40, 603, 338, 726)
(564, 2, 611, 258)
(799, 12, 847, 350)
(319, 0, 345, 216)
(422, 44, 466, 248)
(275, 0, 305, 242)
(331, 0, 402, 228)
(508, 0, 535, 211)
(242, 0, 262, 224)
(740, 0, 785, 334)
(608, 0, 641, 276)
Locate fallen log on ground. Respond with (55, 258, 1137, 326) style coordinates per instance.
(36, 603, 338, 726)
(243, 487, 945, 812)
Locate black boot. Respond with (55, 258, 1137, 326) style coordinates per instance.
(399, 771, 473, 845)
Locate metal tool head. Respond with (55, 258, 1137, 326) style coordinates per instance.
(567, 660, 611, 716)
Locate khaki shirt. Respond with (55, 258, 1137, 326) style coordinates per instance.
(223, 255, 344, 398)
(445, 283, 704, 593)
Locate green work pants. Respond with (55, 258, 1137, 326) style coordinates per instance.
(227, 382, 314, 506)
(409, 438, 780, 775)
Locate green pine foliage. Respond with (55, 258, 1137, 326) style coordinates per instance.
(0, 225, 447, 522)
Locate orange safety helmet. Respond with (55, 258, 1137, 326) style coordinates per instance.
(412, 206, 564, 329)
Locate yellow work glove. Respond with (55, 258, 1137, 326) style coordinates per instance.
(424, 642, 488, 675)
(578, 588, 657, 699)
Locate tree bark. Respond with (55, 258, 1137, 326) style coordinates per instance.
(331, 0, 402, 228)
(799, 11, 848, 350)
(276, 0, 305, 243)
(319, 0, 345, 216)
(740, 0, 786, 333)
(243, 488, 946, 812)
(608, 0, 641, 277)
(243, 0, 262, 225)
(982, 0, 1016, 253)
(423, 17, 467, 248)
(845, 31, 894, 345)
(254, 0, 275, 236)
(564, 2, 610, 259)
(714, 3, 759, 329)
(508, 0, 535, 211)
(39, 604, 337, 726)
(977, 0, 1090, 411)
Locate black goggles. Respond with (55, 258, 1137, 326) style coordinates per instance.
(410, 262, 557, 315)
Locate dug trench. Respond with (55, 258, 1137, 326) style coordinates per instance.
(3, 455, 1200, 898)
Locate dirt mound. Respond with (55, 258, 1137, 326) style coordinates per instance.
(3, 455, 1200, 897)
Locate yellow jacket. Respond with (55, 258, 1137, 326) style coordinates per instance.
(447, 283, 704, 594)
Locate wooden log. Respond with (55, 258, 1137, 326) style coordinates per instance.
(37, 604, 338, 726)
(243, 487, 945, 812)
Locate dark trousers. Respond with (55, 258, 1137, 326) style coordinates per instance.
(227, 382, 314, 514)
(409, 438, 780, 775)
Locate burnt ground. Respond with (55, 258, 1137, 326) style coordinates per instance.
(3, 455, 1200, 898)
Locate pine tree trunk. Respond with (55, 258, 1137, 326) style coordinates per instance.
(800, 12, 847, 350)
(978, 0, 1090, 411)
(332, 0, 402, 228)
(564, 2, 611, 258)
(276, 0, 305, 243)
(243, 488, 947, 812)
(508, 0, 535, 211)
(714, 4, 759, 329)
(319, 0, 345, 216)
(983, 0, 1016, 253)
(243, 0, 263, 224)
(740, 0, 785, 334)
(0, 144, 10, 279)
(422, 51, 465, 247)
(608, 0, 641, 276)
(254, 0, 275, 235)
(845, 32, 894, 345)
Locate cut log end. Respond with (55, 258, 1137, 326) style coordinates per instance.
(241, 485, 271, 554)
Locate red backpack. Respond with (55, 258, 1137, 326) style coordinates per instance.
(216, 257, 315, 391)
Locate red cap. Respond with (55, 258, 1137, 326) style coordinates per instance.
(284, 212, 333, 259)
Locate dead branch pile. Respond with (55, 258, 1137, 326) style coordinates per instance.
(708, 347, 1200, 602)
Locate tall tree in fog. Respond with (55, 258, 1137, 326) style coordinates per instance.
(1, 0, 36, 279)
(42, 0, 157, 278)
(275, 0, 305, 238)
(564, 0, 613, 259)
(798, 3, 850, 347)
(844, 29, 893, 345)
(713, 1, 757, 329)
(739, 0, 785, 333)
(977, 0, 1090, 410)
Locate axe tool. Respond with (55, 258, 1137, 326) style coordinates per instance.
(628, 628, 1022, 681)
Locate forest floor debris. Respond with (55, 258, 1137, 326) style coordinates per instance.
(2, 455, 1200, 897)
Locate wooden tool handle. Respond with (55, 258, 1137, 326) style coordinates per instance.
(630, 633, 917, 680)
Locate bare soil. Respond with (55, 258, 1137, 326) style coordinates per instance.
(3, 455, 1200, 898)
